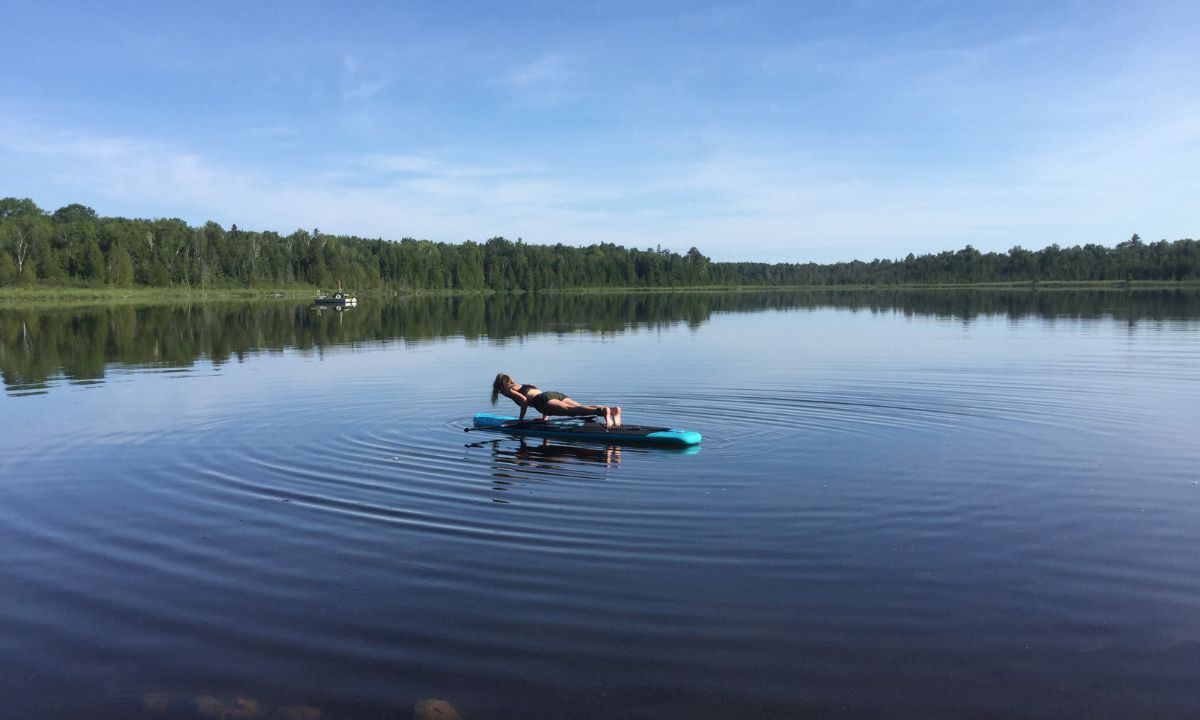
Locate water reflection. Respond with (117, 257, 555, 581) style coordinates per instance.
(463, 437, 620, 505)
(3, 289, 1198, 392)
(310, 302, 355, 314)
(473, 435, 711, 505)
(492, 437, 623, 470)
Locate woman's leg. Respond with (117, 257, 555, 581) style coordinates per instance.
(542, 398, 611, 425)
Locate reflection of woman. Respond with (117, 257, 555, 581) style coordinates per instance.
(491, 373, 622, 427)
(514, 438, 622, 467)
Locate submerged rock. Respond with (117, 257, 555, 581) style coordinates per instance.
(142, 691, 170, 714)
(275, 705, 322, 720)
(413, 698, 461, 720)
(195, 695, 264, 719)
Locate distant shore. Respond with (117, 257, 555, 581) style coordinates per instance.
(2, 280, 1198, 308)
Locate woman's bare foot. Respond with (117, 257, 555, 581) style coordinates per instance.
(603, 407, 613, 428)
(612, 406, 622, 428)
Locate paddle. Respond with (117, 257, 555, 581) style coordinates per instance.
(464, 416, 598, 433)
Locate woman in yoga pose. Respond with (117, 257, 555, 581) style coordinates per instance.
(491, 373, 622, 428)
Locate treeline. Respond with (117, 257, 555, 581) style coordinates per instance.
(1, 197, 1197, 290)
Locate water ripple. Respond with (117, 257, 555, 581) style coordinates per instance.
(2, 308, 1199, 719)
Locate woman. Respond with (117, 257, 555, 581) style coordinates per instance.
(491, 373, 622, 428)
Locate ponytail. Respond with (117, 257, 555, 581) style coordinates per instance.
(491, 373, 512, 406)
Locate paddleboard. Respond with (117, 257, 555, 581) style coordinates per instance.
(472, 413, 701, 447)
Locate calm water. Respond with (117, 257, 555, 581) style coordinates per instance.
(2, 290, 1199, 719)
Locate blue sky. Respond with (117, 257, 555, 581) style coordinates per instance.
(1, 1, 1196, 262)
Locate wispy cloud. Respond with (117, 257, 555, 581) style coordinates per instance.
(2, 2, 1196, 263)
(498, 53, 582, 104)
(0, 120, 617, 244)
(340, 54, 387, 103)
(359, 154, 441, 175)
(2, 82, 1197, 265)
(357, 153, 536, 180)
(245, 124, 300, 138)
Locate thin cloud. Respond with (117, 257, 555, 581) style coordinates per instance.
(1, 91, 1196, 265)
(501, 53, 573, 87)
(340, 54, 387, 102)
(357, 153, 539, 180)
(360, 154, 441, 175)
(498, 53, 583, 104)
(0, 121, 617, 244)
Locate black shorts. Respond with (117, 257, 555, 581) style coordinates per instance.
(529, 391, 568, 412)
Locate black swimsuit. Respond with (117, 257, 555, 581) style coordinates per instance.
(519, 384, 596, 415)
(527, 389, 568, 412)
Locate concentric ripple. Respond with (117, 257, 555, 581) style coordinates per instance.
(2, 302, 1199, 720)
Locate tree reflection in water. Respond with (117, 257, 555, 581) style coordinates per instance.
(3, 289, 1198, 392)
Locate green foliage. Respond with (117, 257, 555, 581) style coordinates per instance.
(52, 203, 99, 224)
(106, 245, 134, 287)
(0, 197, 43, 219)
(0, 252, 15, 285)
(1, 197, 1197, 291)
(20, 259, 38, 285)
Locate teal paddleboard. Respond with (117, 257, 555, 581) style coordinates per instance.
(472, 413, 701, 447)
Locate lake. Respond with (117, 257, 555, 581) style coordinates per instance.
(2, 290, 1199, 719)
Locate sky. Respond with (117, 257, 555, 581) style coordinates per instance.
(1, 1, 1197, 263)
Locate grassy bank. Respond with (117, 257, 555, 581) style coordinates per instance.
(2, 279, 1198, 307)
(0, 285, 322, 307)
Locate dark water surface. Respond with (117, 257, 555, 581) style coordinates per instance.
(2, 290, 1199, 719)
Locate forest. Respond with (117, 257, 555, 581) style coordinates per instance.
(1, 197, 1197, 291)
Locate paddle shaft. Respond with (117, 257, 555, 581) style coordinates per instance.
(465, 417, 601, 432)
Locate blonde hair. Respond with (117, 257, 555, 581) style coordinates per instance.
(491, 372, 512, 406)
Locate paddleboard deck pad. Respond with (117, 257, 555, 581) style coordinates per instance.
(472, 413, 701, 447)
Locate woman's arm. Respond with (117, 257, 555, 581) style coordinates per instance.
(502, 386, 529, 420)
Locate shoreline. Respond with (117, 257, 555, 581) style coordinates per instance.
(1, 280, 1198, 307)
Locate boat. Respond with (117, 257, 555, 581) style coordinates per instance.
(313, 286, 357, 306)
(471, 413, 701, 448)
